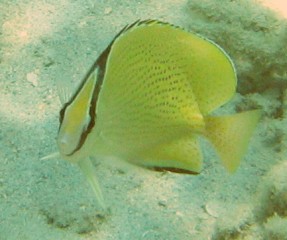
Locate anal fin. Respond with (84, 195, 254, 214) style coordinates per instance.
(136, 137, 203, 174)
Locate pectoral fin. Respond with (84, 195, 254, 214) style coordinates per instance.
(204, 110, 261, 172)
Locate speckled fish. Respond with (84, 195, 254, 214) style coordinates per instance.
(54, 20, 260, 209)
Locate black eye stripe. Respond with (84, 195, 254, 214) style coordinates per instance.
(59, 103, 68, 124)
(66, 68, 105, 156)
(58, 20, 133, 156)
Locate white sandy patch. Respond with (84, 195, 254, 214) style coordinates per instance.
(259, 0, 287, 18)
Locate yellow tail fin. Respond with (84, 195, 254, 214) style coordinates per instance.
(204, 110, 261, 172)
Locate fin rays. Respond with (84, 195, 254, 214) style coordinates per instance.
(204, 110, 261, 172)
(134, 137, 203, 174)
(77, 158, 106, 210)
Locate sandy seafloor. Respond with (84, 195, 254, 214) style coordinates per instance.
(1, 0, 287, 239)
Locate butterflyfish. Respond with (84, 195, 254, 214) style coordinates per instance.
(54, 20, 260, 209)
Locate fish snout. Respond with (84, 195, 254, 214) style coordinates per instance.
(57, 132, 79, 157)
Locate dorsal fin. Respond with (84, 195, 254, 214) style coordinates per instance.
(109, 20, 237, 115)
(57, 20, 179, 106)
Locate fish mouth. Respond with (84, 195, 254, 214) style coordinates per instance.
(57, 133, 86, 157)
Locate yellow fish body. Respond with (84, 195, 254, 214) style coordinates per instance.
(56, 20, 260, 208)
